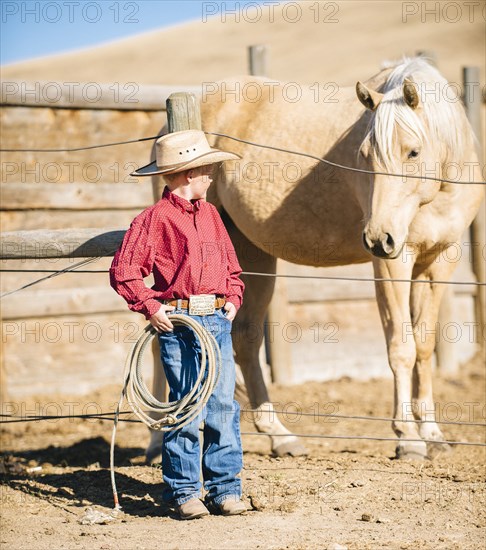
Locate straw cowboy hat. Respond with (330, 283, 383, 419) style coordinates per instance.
(131, 129, 241, 177)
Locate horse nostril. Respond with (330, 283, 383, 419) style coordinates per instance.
(363, 230, 397, 258)
(384, 233, 395, 253)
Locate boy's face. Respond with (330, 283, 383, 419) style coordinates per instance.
(188, 164, 215, 199)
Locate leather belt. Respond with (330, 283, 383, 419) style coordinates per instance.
(162, 297, 226, 310)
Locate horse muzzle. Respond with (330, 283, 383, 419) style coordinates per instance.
(362, 230, 403, 259)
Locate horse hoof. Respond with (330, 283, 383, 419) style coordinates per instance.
(395, 443, 427, 461)
(273, 440, 308, 457)
(427, 441, 453, 460)
(396, 450, 427, 461)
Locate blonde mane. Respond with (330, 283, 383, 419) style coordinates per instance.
(363, 57, 469, 170)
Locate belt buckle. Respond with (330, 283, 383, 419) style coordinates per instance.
(189, 294, 216, 316)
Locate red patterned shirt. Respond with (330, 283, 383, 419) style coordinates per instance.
(110, 186, 244, 319)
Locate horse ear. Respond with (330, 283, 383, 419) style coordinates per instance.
(356, 81, 383, 111)
(403, 78, 420, 109)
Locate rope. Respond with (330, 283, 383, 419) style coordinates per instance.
(110, 316, 221, 510)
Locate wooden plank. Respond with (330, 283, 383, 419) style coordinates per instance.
(289, 279, 376, 302)
(2, 286, 126, 319)
(1, 209, 141, 231)
(0, 258, 111, 293)
(1, 182, 153, 210)
(0, 107, 166, 186)
(2, 311, 148, 397)
(283, 262, 375, 302)
(1, 81, 200, 111)
(0, 228, 125, 259)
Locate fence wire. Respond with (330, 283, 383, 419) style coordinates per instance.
(1, 266, 484, 301)
(1, 409, 484, 448)
(1, 130, 485, 186)
(1, 407, 485, 428)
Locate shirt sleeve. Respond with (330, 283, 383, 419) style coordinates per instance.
(109, 218, 162, 320)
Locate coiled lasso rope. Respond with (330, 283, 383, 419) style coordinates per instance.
(110, 314, 222, 510)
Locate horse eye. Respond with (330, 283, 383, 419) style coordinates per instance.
(408, 149, 420, 159)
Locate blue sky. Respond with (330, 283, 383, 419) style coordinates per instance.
(1, 0, 276, 65)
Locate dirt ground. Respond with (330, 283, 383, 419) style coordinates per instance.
(1, 352, 485, 550)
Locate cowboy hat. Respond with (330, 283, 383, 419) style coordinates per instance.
(131, 129, 241, 177)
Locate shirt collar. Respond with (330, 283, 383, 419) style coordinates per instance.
(163, 186, 202, 213)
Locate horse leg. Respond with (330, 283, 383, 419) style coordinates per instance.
(145, 338, 166, 463)
(410, 256, 457, 458)
(225, 214, 308, 456)
(373, 257, 427, 459)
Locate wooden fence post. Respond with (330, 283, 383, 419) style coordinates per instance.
(166, 92, 202, 133)
(248, 45, 268, 77)
(463, 67, 485, 351)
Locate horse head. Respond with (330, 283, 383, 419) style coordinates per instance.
(355, 58, 463, 259)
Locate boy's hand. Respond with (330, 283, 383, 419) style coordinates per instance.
(150, 304, 175, 332)
(223, 301, 236, 322)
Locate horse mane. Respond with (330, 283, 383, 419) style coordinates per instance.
(362, 57, 470, 170)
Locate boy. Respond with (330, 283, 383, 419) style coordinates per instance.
(110, 130, 246, 519)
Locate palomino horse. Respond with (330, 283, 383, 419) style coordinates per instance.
(147, 57, 484, 461)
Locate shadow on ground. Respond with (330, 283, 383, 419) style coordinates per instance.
(1, 437, 174, 518)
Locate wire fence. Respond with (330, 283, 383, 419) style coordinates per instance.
(1, 408, 485, 449)
(1, 265, 484, 301)
(1, 130, 485, 186)
(2, 408, 485, 427)
(1, 268, 484, 287)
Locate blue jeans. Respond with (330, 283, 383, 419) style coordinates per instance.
(157, 308, 243, 506)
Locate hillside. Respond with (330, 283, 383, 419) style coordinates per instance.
(2, 1, 484, 87)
